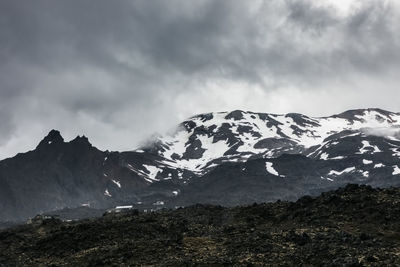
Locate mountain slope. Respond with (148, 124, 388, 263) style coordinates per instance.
(1, 108, 400, 222)
(0, 130, 151, 221)
(141, 108, 400, 175)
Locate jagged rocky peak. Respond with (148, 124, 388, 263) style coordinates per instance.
(36, 129, 64, 148)
(36, 130, 94, 148)
(70, 135, 92, 147)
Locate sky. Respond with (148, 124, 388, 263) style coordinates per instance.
(1, 0, 400, 159)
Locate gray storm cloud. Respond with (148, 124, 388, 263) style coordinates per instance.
(362, 127, 400, 139)
(1, 0, 400, 159)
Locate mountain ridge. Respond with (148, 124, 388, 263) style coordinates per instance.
(2, 108, 400, 222)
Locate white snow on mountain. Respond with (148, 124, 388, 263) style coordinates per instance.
(265, 162, 284, 177)
(320, 153, 329, 160)
(330, 156, 345, 160)
(392, 166, 400, 175)
(104, 189, 112, 197)
(328, 167, 356, 176)
(374, 163, 385, 168)
(363, 159, 373, 165)
(126, 163, 159, 183)
(112, 179, 121, 188)
(142, 165, 162, 182)
(357, 141, 382, 154)
(136, 109, 400, 182)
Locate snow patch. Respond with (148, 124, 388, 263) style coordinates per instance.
(112, 179, 121, 188)
(391, 148, 400, 157)
(265, 162, 285, 177)
(126, 164, 158, 183)
(392, 165, 400, 175)
(320, 176, 334, 182)
(104, 189, 111, 197)
(357, 141, 381, 154)
(330, 156, 345, 160)
(362, 159, 373, 165)
(320, 153, 329, 160)
(328, 167, 356, 176)
(142, 164, 162, 181)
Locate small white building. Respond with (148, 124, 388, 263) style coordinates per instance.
(107, 205, 134, 213)
(153, 201, 164, 206)
(115, 205, 133, 210)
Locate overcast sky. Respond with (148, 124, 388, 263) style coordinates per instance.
(1, 0, 400, 159)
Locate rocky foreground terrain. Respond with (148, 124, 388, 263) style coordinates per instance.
(1, 184, 400, 266)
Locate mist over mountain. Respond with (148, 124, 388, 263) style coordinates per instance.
(2, 108, 400, 223)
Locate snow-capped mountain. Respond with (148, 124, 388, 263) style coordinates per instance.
(2, 108, 400, 222)
(138, 108, 400, 181)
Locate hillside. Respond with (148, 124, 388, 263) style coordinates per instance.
(1, 184, 400, 266)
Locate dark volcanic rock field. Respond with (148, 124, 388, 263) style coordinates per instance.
(1, 184, 400, 266)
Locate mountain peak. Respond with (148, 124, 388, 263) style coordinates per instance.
(334, 108, 396, 120)
(70, 135, 92, 147)
(36, 129, 64, 149)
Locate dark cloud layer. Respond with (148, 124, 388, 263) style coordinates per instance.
(1, 0, 400, 158)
